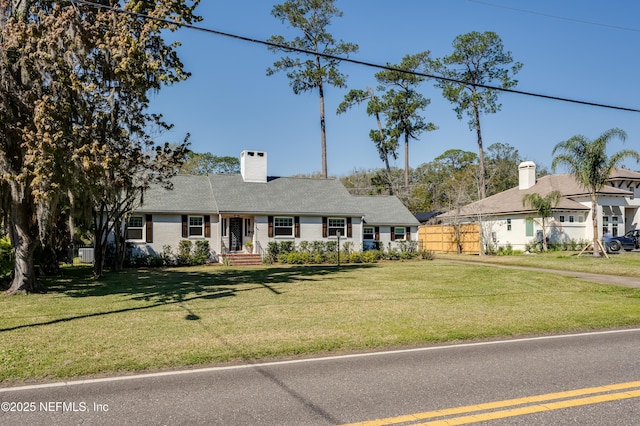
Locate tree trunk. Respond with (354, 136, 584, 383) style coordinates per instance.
(93, 209, 109, 278)
(318, 80, 328, 178)
(591, 195, 601, 257)
(5, 197, 44, 294)
(382, 155, 393, 196)
(372, 95, 393, 196)
(404, 132, 410, 188)
(474, 102, 486, 199)
(113, 218, 126, 272)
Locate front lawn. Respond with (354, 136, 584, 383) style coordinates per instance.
(1, 261, 639, 384)
(437, 251, 640, 277)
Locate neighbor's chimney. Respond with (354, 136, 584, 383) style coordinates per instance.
(240, 150, 267, 183)
(518, 161, 536, 190)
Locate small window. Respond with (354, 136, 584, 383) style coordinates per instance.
(507, 218, 512, 231)
(245, 218, 252, 236)
(363, 227, 374, 240)
(578, 215, 585, 223)
(328, 218, 346, 237)
(127, 216, 144, 240)
(394, 227, 406, 241)
(189, 216, 204, 237)
(569, 216, 575, 223)
(274, 217, 294, 236)
(559, 215, 565, 223)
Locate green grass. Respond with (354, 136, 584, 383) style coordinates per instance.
(437, 251, 640, 277)
(1, 260, 639, 384)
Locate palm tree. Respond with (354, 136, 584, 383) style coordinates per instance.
(522, 191, 562, 251)
(551, 128, 640, 257)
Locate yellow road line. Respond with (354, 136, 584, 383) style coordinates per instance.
(341, 381, 640, 426)
(420, 389, 640, 425)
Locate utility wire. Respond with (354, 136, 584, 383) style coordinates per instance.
(68, 0, 640, 114)
(469, 0, 640, 33)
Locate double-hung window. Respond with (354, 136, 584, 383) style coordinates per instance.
(274, 217, 294, 236)
(363, 227, 374, 240)
(127, 216, 144, 240)
(393, 227, 406, 241)
(189, 216, 204, 237)
(328, 218, 346, 237)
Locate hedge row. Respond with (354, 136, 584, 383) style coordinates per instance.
(264, 240, 434, 264)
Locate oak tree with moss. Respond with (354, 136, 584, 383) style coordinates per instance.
(0, 0, 199, 292)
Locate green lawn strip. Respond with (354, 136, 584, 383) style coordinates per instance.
(1, 262, 639, 383)
(436, 251, 640, 277)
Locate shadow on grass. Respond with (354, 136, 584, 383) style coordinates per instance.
(1, 264, 374, 333)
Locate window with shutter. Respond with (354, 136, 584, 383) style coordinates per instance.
(127, 216, 144, 241)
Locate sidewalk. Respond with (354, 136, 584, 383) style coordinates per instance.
(439, 259, 640, 288)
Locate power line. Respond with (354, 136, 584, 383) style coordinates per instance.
(468, 0, 640, 33)
(68, 0, 640, 114)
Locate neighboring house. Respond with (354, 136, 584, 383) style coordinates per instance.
(414, 211, 444, 225)
(438, 161, 640, 251)
(125, 150, 419, 261)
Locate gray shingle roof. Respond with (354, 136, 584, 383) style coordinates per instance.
(207, 175, 364, 216)
(137, 174, 369, 216)
(137, 175, 215, 214)
(354, 196, 420, 226)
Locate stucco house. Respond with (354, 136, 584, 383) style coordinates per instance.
(439, 161, 640, 251)
(125, 150, 419, 262)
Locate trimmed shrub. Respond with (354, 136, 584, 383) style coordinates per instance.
(361, 250, 378, 263)
(193, 240, 211, 264)
(176, 240, 193, 266)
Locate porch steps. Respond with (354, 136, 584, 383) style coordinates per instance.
(222, 253, 263, 266)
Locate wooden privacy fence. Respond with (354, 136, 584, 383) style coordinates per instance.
(418, 223, 481, 254)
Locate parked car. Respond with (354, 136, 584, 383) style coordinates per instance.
(624, 229, 640, 248)
(607, 235, 636, 252)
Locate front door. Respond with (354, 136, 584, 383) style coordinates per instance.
(229, 218, 243, 251)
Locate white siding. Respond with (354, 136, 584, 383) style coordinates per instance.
(132, 214, 218, 255)
(483, 213, 590, 251)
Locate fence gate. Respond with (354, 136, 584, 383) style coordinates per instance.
(418, 223, 481, 254)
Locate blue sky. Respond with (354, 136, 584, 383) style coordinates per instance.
(148, 0, 640, 177)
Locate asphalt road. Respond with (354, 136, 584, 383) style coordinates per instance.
(1, 328, 639, 425)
